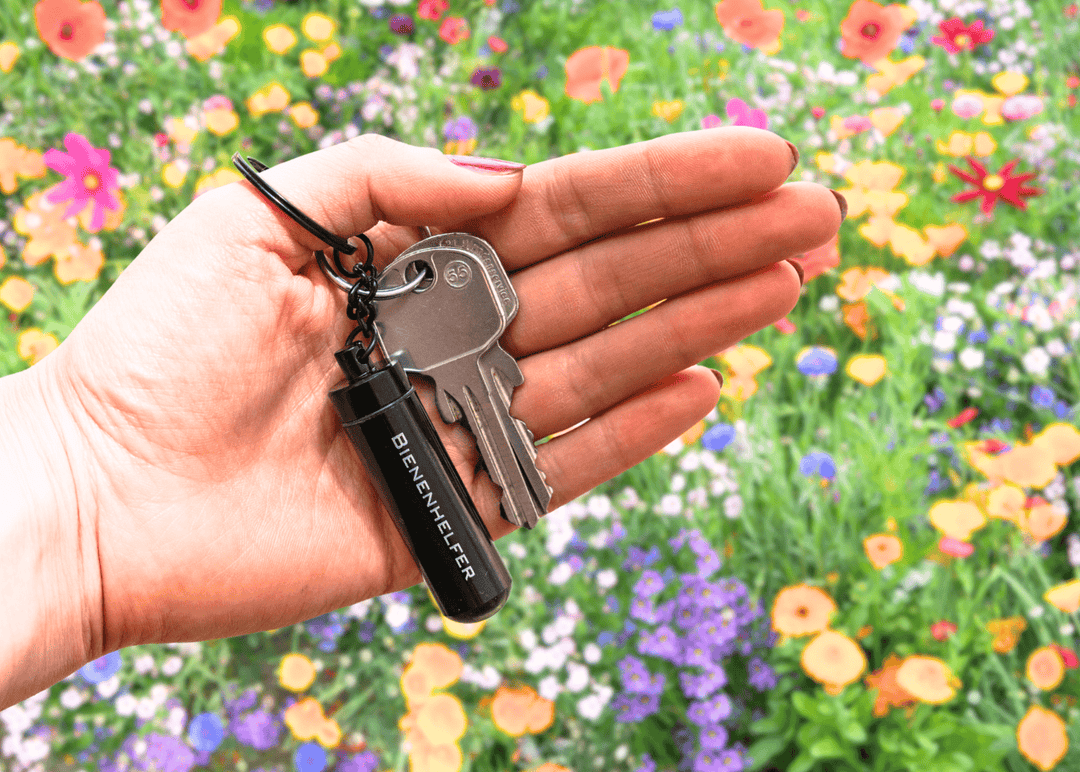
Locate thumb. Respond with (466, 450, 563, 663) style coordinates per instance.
(195, 134, 526, 267)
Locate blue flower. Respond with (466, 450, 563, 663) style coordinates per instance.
(231, 710, 282, 751)
(294, 742, 328, 772)
(796, 346, 838, 376)
(652, 9, 684, 30)
(798, 451, 836, 479)
(1030, 385, 1055, 409)
(187, 712, 225, 753)
(79, 652, 122, 684)
(923, 386, 946, 413)
(141, 733, 196, 772)
(701, 423, 736, 451)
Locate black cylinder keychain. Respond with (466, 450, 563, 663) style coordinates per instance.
(232, 154, 511, 622)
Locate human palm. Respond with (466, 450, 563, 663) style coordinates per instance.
(28, 130, 842, 660)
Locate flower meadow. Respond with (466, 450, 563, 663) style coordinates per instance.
(2, 0, 1080, 770)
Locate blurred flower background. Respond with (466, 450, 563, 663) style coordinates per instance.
(1, 0, 1079, 771)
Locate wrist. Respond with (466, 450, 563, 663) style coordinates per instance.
(0, 363, 103, 710)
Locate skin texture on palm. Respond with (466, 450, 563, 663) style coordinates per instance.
(0, 128, 843, 709)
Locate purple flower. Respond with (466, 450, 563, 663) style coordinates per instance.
(470, 66, 502, 90)
(224, 687, 258, 716)
(715, 749, 746, 772)
(688, 693, 733, 725)
(1031, 385, 1055, 409)
(294, 742, 327, 772)
(230, 709, 282, 750)
(187, 712, 224, 752)
(635, 753, 658, 772)
(699, 723, 729, 750)
(638, 624, 681, 661)
(389, 14, 414, 34)
(796, 345, 838, 376)
(674, 602, 706, 630)
(696, 549, 722, 577)
(442, 116, 477, 141)
(612, 692, 661, 723)
(701, 423, 735, 451)
(652, 9, 684, 30)
(634, 569, 665, 597)
(747, 656, 778, 691)
(799, 450, 836, 479)
(624, 544, 662, 571)
(725, 97, 768, 130)
(679, 663, 727, 699)
(79, 652, 122, 684)
(339, 751, 381, 772)
(136, 734, 195, 772)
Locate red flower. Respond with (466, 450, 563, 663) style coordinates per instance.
(160, 0, 222, 39)
(947, 407, 978, 428)
(417, 0, 448, 21)
(714, 0, 785, 51)
(931, 620, 957, 641)
(34, 0, 106, 61)
(839, 0, 906, 64)
(949, 157, 1043, 215)
(931, 17, 994, 53)
(1051, 644, 1079, 669)
(438, 16, 468, 45)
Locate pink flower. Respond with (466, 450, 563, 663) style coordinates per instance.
(842, 115, 873, 133)
(43, 132, 120, 232)
(938, 537, 974, 558)
(930, 18, 994, 54)
(438, 16, 468, 45)
(930, 620, 957, 641)
(701, 114, 723, 129)
(726, 97, 768, 129)
(417, 0, 448, 21)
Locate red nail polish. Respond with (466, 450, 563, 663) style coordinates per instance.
(448, 155, 527, 174)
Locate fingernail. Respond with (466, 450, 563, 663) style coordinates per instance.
(710, 369, 724, 388)
(448, 155, 527, 174)
(785, 141, 800, 173)
(831, 189, 848, 222)
(785, 258, 805, 286)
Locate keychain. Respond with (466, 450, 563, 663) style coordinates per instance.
(232, 153, 517, 622)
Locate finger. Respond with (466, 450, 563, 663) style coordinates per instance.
(516, 260, 797, 439)
(454, 127, 798, 270)
(534, 366, 720, 516)
(187, 135, 525, 271)
(504, 181, 839, 357)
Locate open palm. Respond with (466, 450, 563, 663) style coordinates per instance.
(32, 129, 842, 661)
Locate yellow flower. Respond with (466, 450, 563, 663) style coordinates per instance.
(866, 55, 925, 95)
(263, 24, 297, 54)
(415, 693, 468, 745)
(928, 500, 986, 541)
(186, 17, 240, 62)
(863, 534, 902, 569)
(1032, 423, 1080, 466)
(55, 240, 104, 284)
(936, 130, 996, 157)
(247, 82, 290, 117)
(771, 584, 836, 637)
(1026, 647, 1065, 691)
(1045, 579, 1080, 614)
(18, 329, 59, 365)
(410, 643, 464, 689)
(986, 483, 1025, 524)
(887, 222, 935, 266)
(300, 49, 328, 77)
(800, 630, 867, 694)
(999, 441, 1058, 489)
(923, 223, 968, 257)
(986, 616, 1026, 654)
(302, 13, 335, 42)
(289, 102, 319, 129)
(162, 161, 189, 189)
(992, 70, 1028, 97)
(652, 100, 684, 123)
(14, 188, 78, 266)
(204, 107, 239, 136)
(845, 354, 887, 386)
(278, 653, 317, 691)
(0, 138, 46, 194)
(1017, 705, 1068, 771)
(868, 107, 903, 136)
(0, 276, 34, 312)
(166, 117, 199, 150)
(895, 656, 959, 704)
(322, 42, 341, 62)
(0, 41, 19, 72)
(511, 90, 550, 123)
(284, 696, 326, 740)
(194, 168, 242, 197)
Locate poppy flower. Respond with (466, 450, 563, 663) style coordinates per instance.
(1021, 501, 1067, 541)
(470, 66, 502, 90)
(160, 0, 222, 39)
(0, 277, 35, 313)
(0, 139, 46, 195)
(14, 188, 78, 265)
(864, 653, 917, 717)
(278, 653, 317, 691)
(284, 697, 330, 741)
(923, 223, 968, 256)
(718, 344, 771, 400)
(947, 406, 979, 428)
(19, 329, 60, 365)
(55, 240, 104, 284)
(1045, 579, 1080, 614)
(564, 46, 629, 103)
(895, 656, 959, 703)
(1017, 705, 1069, 771)
(846, 354, 887, 386)
(714, 0, 784, 53)
(417, 0, 448, 21)
(263, 24, 296, 53)
(42, 132, 121, 233)
(949, 157, 1042, 215)
(929, 500, 985, 541)
(931, 620, 957, 641)
(866, 55, 925, 95)
(987, 483, 1025, 523)
(1033, 423, 1080, 466)
(998, 441, 1058, 489)
(414, 693, 467, 745)
(511, 90, 550, 124)
(795, 235, 840, 282)
(800, 630, 867, 694)
(0, 41, 19, 72)
(864, 534, 902, 569)
(491, 685, 555, 736)
(1026, 647, 1065, 690)
(410, 643, 463, 689)
(438, 16, 468, 45)
(771, 584, 836, 636)
(986, 616, 1026, 654)
(34, 0, 105, 61)
(839, 0, 906, 64)
(1051, 644, 1078, 669)
(931, 18, 994, 53)
(185, 17, 238, 62)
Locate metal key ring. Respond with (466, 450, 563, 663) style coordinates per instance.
(316, 226, 435, 295)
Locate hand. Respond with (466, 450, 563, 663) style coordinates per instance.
(5, 128, 842, 701)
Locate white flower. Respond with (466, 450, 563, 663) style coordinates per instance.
(565, 663, 590, 692)
(384, 603, 410, 630)
(134, 654, 156, 675)
(59, 687, 86, 710)
(507, 542, 527, 560)
(150, 684, 169, 705)
(939, 315, 964, 333)
(519, 629, 538, 651)
(932, 330, 958, 352)
(818, 295, 840, 312)
(679, 452, 703, 472)
(723, 494, 743, 519)
(958, 347, 985, 370)
(670, 473, 686, 493)
(524, 647, 548, 674)
(1029, 606, 1044, 619)
(96, 675, 120, 699)
(909, 271, 946, 296)
(586, 495, 613, 518)
(1046, 338, 1067, 357)
(548, 562, 573, 585)
(1021, 347, 1051, 377)
(345, 599, 373, 620)
(135, 697, 158, 720)
(1, 704, 32, 734)
(18, 736, 49, 764)
(583, 643, 602, 664)
(538, 675, 562, 701)
(656, 494, 683, 517)
(425, 615, 442, 633)
(945, 299, 976, 318)
(555, 615, 577, 638)
(596, 569, 618, 589)
(661, 437, 684, 455)
(108, 691, 135, 715)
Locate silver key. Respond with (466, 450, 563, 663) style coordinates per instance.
(376, 237, 551, 529)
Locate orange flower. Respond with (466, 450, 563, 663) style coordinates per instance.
(14, 188, 79, 266)
(866, 55, 925, 95)
(800, 630, 867, 694)
(1017, 705, 1069, 771)
(718, 344, 772, 400)
(986, 616, 1027, 653)
(864, 653, 916, 717)
(186, 17, 240, 61)
(863, 534, 902, 568)
(18, 329, 59, 365)
(835, 266, 894, 302)
(408, 735, 463, 772)
(284, 697, 327, 741)
(1045, 580, 1080, 614)
(895, 656, 959, 703)
(491, 685, 555, 736)
(278, 653, 317, 691)
(1033, 423, 1080, 466)
(1021, 501, 1067, 542)
(928, 500, 985, 541)
(999, 441, 1058, 489)
(795, 234, 840, 282)
(771, 584, 836, 636)
(986, 483, 1026, 524)
(0, 139, 46, 194)
(34, 0, 106, 61)
(54, 239, 103, 284)
(714, 0, 784, 52)
(410, 643, 464, 689)
(414, 693, 468, 745)
(161, 0, 222, 39)
(564, 46, 629, 103)
(0, 277, 35, 313)
(839, 0, 906, 64)
(1027, 647, 1065, 691)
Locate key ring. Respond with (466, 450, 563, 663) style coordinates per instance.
(231, 153, 431, 299)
